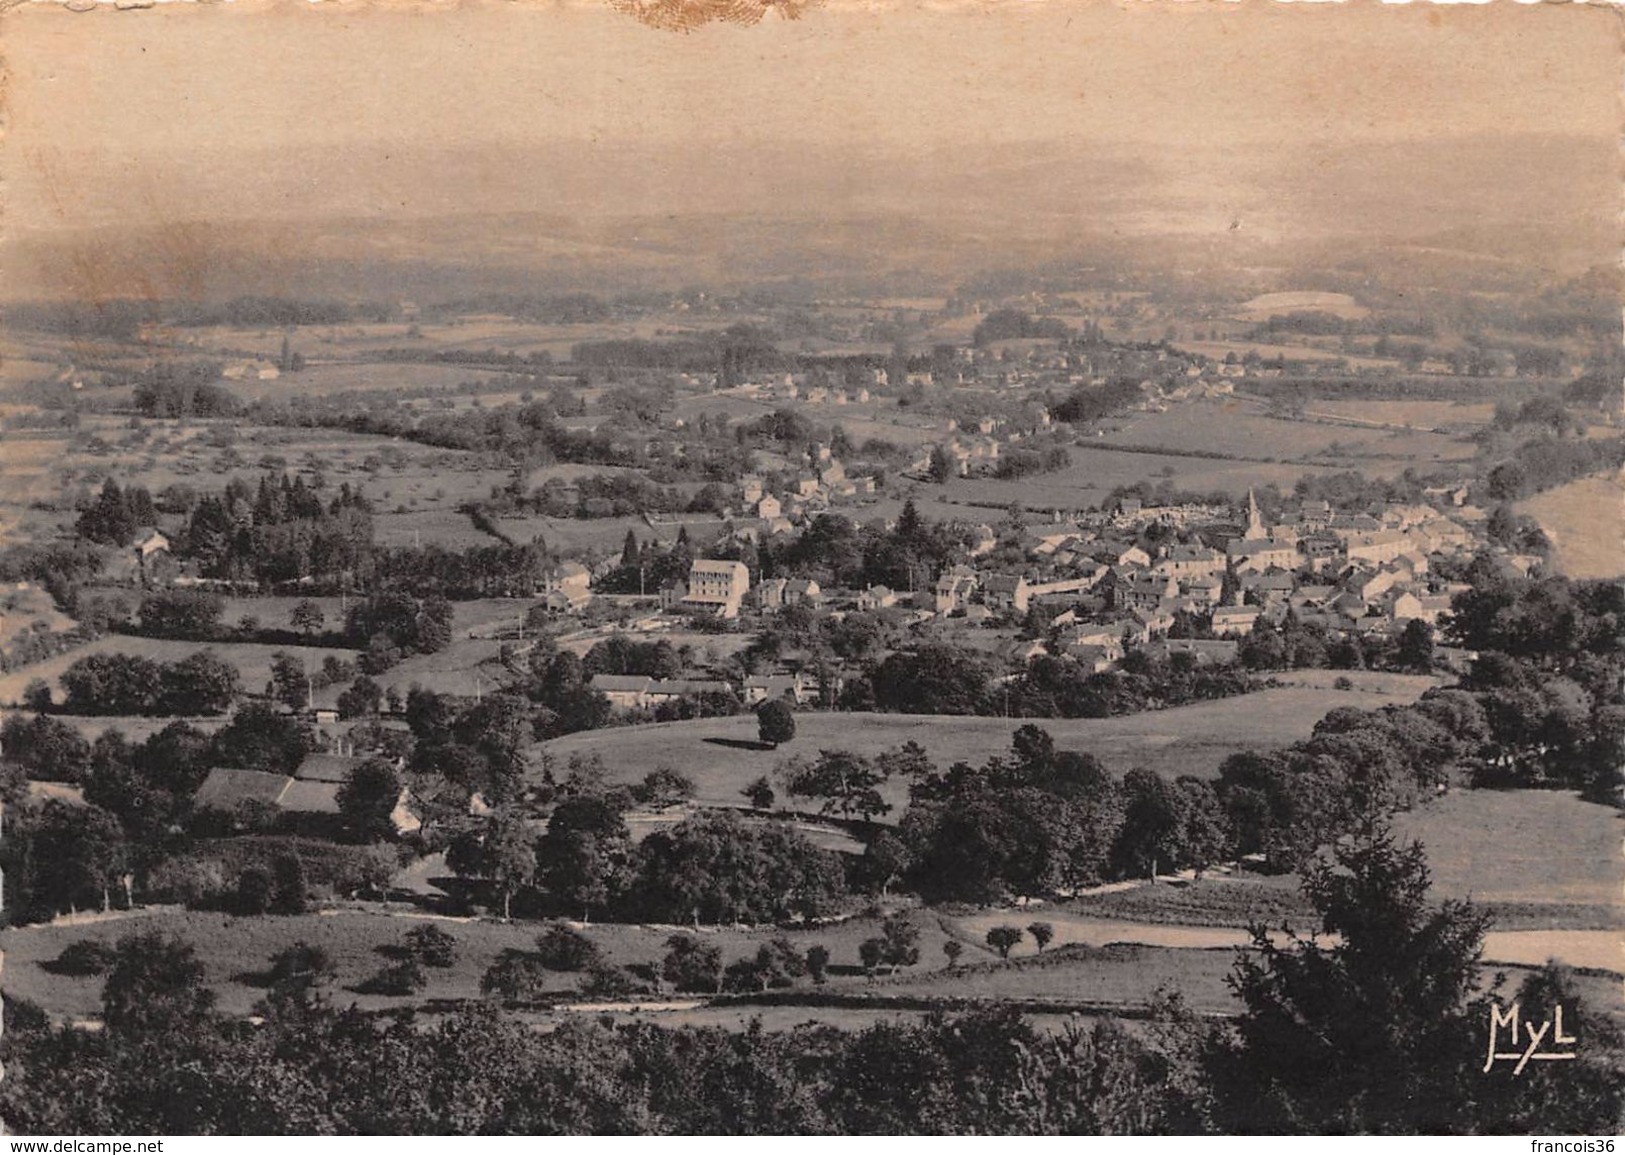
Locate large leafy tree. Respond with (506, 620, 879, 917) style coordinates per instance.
(335, 758, 404, 843)
(536, 791, 635, 922)
(782, 749, 891, 821)
(1205, 828, 1497, 1133)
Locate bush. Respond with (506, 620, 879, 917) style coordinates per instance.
(757, 699, 796, 747)
(534, 923, 602, 972)
(48, 939, 114, 977)
(986, 925, 1024, 959)
(236, 865, 275, 915)
(577, 961, 638, 998)
(404, 924, 458, 968)
(360, 958, 426, 996)
(480, 949, 550, 1002)
(270, 853, 309, 915)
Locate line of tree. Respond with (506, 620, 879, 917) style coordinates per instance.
(47, 649, 241, 716)
(6, 834, 1618, 1133)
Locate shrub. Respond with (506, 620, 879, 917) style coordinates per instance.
(986, 925, 1024, 959)
(236, 865, 274, 915)
(404, 923, 458, 968)
(480, 949, 550, 1002)
(534, 923, 602, 972)
(48, 939, 114, 977)
(360, 959, 426, 996)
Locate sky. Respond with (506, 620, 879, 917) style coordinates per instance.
(0, 1, 1617, 298)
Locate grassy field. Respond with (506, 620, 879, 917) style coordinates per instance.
(877, 940, 1242, 1014)
(0, 905, 958, 1021)
(543, 682, 1436, 817)
(0, 635, 359, 707)
(1390, 789, 1624, 912)
(929, 446, 1339, 512)
(1054, 787, 1624, 934)
(1517, 472, 1625, 580)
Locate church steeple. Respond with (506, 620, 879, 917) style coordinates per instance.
(1245, 487, 1264, 540)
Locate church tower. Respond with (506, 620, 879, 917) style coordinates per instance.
(1245, 487, 1265, 540)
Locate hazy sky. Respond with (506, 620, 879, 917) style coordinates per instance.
(4, 0, 1616, 234)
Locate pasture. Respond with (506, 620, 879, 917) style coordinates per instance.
(1389, 789, 1624, 914)
(1516, 472, 1625, 580)
(928, 446, 1339, 512)
(542, 682, 1436, 818)
(0, 906, 959, 1022)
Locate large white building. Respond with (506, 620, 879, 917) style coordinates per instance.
(684, 559, 751, 618)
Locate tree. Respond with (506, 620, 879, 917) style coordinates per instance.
(1396, 618, 1436, 673)
(362, 958, 426, 996)
(290, 600, 326, 637)
(335, 758, 403, 843)
(22, 678, 53, 712)
(783, 749, 892, 822)
(943, 940, 964, 969)
(101, 931, 214, 1037)
(337, 675, 384, 720)
(1114, 768, 1188, 881)
(859, 915, 921, 975)
(237, 865, 275, 915)
(269, 652, 314, 711)
(448, 811, 537, 921)
(1026, 921, 1054, 953)
(534, 923, 602, 972)
(741, 775, 775, 810)
(537, 792, 634, 922)
(270, 852, 309, 914)
(212, 702, 316, 774)
(157, 649, 241, 716)
(1205, 828, 1500, 1134)
(630, 766, 696, 811)
(756, 699, 796, 748)
(263, 941, 336, 1009)
(480, 950, 550, 1001)
(405, 924, 458, 968)
(661, 934, 722, 993)
(806, 943, 831, 984)
(985, 925, 1023, 960)
(926, 444, 955, 483)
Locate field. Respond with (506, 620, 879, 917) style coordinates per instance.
(0, 905, 965, 1022)
(1097, 399, 1478, 469)
(924, 447, 1338, 513)
(0, 635, 359, 707)
(1516, 472, 1625, 580)
(1297, 398, 1498, 430)
(1389, 789, 1624, 913)
(543, 680, 1437, 817)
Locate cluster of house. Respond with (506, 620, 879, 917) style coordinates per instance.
(192, 751, 422, 835)
(588, 669, 822, 711)
(977, 489, 1492, 669)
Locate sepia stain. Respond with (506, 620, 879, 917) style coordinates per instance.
(610, 0, 820, 34)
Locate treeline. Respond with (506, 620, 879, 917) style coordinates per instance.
(757, 503, 960, 593)
(972, 309, 1073, 346)
(43, 650, 240, 717)
(9, 844, 1619, 1134)
(125, 587, 454, 676)
(179, 473, 374, 585)
(1484, 434, 1625, 502)
(131, 362, 242, 419)
(837, 643, 1254, 719)
(993, 445, 1072, 480)
(1048, 377, 1145, 425)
